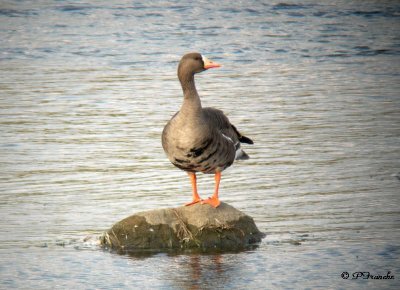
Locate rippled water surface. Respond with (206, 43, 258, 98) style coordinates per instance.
(1, 0, 400, 289)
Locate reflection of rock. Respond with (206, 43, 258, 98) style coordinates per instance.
(100, 202, 264, 253)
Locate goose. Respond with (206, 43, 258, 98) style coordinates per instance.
(162, 52, 253, 208)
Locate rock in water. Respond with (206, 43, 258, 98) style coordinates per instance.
(100, 202, 264, 253)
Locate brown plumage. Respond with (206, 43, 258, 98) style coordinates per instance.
(162, 52, 253, 207)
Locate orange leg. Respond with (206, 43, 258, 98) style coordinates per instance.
(202, 171, 221, 208)
(185, 172, 202, 206)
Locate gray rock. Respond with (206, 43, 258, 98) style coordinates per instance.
(100, 202, 264, 253)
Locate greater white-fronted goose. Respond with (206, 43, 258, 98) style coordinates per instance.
(162, 52, 253, 208)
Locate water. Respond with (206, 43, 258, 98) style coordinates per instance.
(1, 0, 400, 288)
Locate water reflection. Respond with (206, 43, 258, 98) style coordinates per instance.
(119, 248, 264, 288)
(166, 254, 232, 289)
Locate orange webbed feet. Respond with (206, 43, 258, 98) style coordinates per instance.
(185, 197, 202, 206)
(201, 196, 221, 208)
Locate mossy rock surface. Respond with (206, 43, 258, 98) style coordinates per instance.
(101, 202, 264, 253)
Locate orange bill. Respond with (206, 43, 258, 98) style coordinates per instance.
(202, 56, 221, 69)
